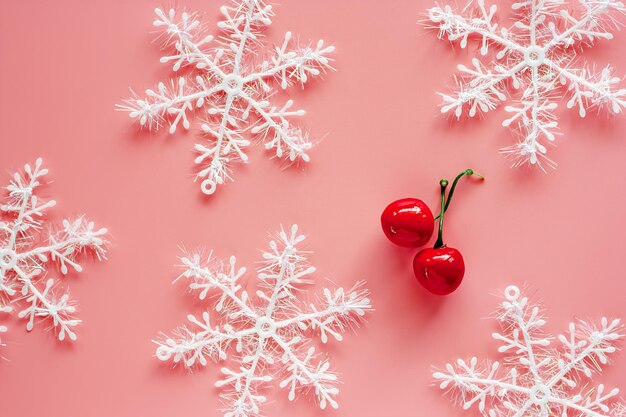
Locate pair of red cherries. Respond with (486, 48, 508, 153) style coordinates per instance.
(380, 169, 483, 295)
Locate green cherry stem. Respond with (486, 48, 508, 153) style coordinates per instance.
(434, 169, 484, 220)
(434, 179, 449, 249)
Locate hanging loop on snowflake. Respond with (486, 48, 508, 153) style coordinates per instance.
(504, 284, 520, 300)
(201, 178, 217, 195)
(433, 284, 625, 417)
(119, 1, 336, 196)
(154, 225, 372, 417)
(426, 0, 626, 170)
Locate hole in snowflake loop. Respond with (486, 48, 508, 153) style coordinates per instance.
(201, 179, 216, 195)
(529, 384, 552, 406)
(524, 46, 545, 67)
(155, 345, 173, 361)
(222, 74, 244, 95)
(255, 317, 277, 338)
(504, 285, 520, 301)
(0, 249, 17, 270)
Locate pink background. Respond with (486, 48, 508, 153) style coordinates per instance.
(1, 0, 626, 415)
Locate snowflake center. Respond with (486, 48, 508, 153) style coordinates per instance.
(524, 46, 546, 67)
(255, 317, 277, 338)
(529, 384, 552, 406)
(222, 74, 244, 95)
(0, 249, 17, 270)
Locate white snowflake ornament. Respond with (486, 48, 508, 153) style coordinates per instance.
(427, 0, 626, 169)
(155, 225, 372, 417)
(0, 159, 108, 345)
(120, 0, 335, 195)
(434, 285, 625, 417)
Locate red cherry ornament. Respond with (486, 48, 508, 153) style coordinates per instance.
(381, 198, 434, 247)
(413, 170, 483, 295)
(413, 246, 465, 295)
(381, 169, 482, 295)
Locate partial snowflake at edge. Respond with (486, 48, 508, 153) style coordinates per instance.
(433, 285, 625, 417)
(427, 0, 626, 170)
(0, 159, 108, 347)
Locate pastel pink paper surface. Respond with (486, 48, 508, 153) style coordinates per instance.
(1, 0, 625, 416)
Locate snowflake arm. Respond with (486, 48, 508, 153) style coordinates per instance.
(440, 60, 527, 117)
(550, 62, 626, 116)
(428, 1, 522, 54)
(16, 275, 81, 341)
(180, 252, 253, 316)
(278, 343, 339, 410)
(18, 218, 107, 274)
(494, 286, 551, 378)
(433, 285, 625, 417)
(247, 96, 312, 162)
(279, 284, 372, 344)
(121, 9, 224, 131)
(434, 358, 527, 412)
(154, 8, 223, 76)
(256, 224, 316, 300)
(155, 311, 258, 368)
(155, 225, 371, 417)
(545, 0, 626, 49)
(217, 339, 271, 417)
(0, 158, 108, 344)
(553, 317, 622, 385)
(120, 1, 335, 195)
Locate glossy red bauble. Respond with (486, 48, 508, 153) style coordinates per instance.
(381, 198, 434, 247)
(413, 246, 465, 295)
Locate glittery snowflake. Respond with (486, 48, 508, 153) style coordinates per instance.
(120, 0, 335, 195)
(0, 159, 108, 345)
(155, 225, 371, 417)
(428, 0, 626, 169)
(433, 285, 625, 417)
